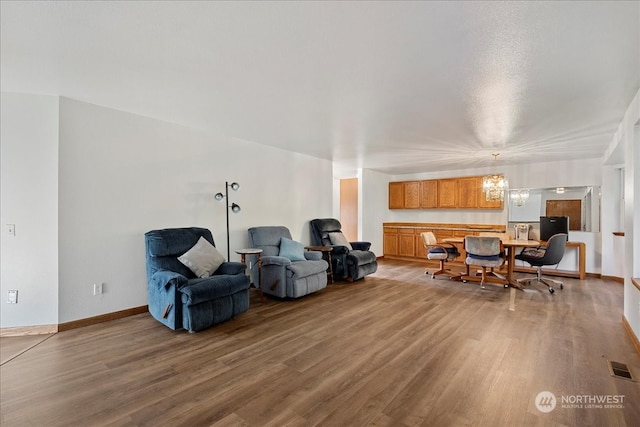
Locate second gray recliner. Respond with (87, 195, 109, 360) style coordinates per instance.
(248, 226, 328, 298)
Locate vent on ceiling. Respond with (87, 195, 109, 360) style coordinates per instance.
(608, 360, 635, 382)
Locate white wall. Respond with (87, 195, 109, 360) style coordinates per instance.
(604, 88, 640, 341)
(359, 168, 388, 256)
(618, 90, 640, 340)
(2, 94, 333, 327)
(1, 93, 59, 328)
(601, 166, 624, 277)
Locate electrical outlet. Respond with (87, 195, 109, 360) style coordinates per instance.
(8, 290, 18, 304)
(93, 283, 103, 295)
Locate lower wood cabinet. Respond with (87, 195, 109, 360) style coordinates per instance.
(398, 228, 416, 257)
(384, 227, 418, 257)
(383, 227, 399, 255)
(383, 223, 507, 266)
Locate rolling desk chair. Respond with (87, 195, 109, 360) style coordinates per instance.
(464, 236, 506, 289)
(421, 231, 460, 279)
(515, 233, 568, 294)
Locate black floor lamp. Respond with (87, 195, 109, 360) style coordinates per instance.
(214, 181, 241, 260)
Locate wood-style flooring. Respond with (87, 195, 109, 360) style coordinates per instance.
(1, 259, 639, 426)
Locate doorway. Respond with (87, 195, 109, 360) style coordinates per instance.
(340, 178, 358, 241)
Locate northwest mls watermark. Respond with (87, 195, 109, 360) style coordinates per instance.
(535, 391, 625, 413)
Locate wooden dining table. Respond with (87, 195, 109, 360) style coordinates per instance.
(442, 237, 541, 290)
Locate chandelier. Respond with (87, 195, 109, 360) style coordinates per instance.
(482, 153, 508, 201)
(510, 189, 530, 207)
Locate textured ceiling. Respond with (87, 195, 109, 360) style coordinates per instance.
(1, 1, 638, 174)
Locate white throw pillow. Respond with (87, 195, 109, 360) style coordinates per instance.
(178, 236, 226, 278)
(328, 231, 353, 250)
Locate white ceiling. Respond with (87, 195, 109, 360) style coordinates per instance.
(1, 1, 638, 175)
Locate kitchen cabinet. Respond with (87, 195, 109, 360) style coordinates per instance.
(420, 180, 438, 208)
(388, 182, 404, 209)
(437, 179, 457, 208)
(389, 175, 504, 210)
(383, 222, 507, 267)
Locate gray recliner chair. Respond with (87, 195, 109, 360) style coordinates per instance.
(310, 218, 378, 281)
(247, 226, 329, 298)
(144, 227, 250, 332)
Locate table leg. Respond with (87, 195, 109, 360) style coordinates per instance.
(240, 253, 249, 283)
(257, 253, 264, 302)
(507, 247, 523, 290)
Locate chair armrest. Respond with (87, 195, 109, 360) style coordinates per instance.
(350, 241, 371, 251)
(519, 248, 546, 258)
(214, 262, 246, 276)
(150, 270, 188, 289)
(429, 244, 460, 255)
(304, 251, 323, 261)
(180, 275, 250, 306)
(329, 245, 350, 255)
(261, 255, 292, 267)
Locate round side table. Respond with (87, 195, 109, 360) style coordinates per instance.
(235, 248, 263, 300)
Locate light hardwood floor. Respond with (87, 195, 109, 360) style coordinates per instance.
(1, 259, 639, 426)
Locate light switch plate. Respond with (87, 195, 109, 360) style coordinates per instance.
(8, 290, 18, 304)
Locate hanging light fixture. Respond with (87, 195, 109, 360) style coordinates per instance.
(482, 153, 508, 201)
(510, 189, 530, 207)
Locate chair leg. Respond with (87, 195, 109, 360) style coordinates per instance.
(480, 267, 487, 289)
(429, 259, 456, 279)
(516, 266, 563, 294)
(541, 278, 564, 291)
(517, 267, 543, 287)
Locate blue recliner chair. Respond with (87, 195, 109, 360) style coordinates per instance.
(144, 227, 250, 332)
(247, 226, 328, 298)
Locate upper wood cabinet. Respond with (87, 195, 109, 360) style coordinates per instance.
(389, 181, 423, 209)
(437, 179, 457, 208)
(389, 175, 504, 210)
(388, 182, 404, 209)
(420, 180, 438, 208)
(404, 181, 420, 208)
(456, 176, 478, 208)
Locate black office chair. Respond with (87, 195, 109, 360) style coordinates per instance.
(515, 233, 568, 294)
